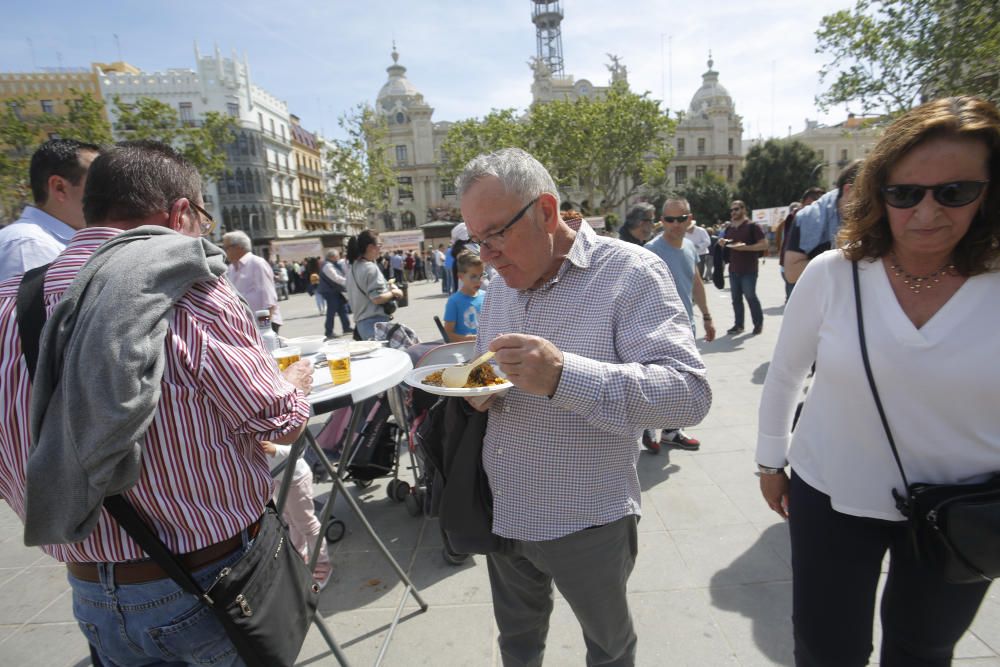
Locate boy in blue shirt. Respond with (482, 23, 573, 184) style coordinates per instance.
(443, 250, 485, 342)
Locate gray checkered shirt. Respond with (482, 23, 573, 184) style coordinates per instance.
(477, 223, 712, 541)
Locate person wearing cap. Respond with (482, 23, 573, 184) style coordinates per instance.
(449, 222, 472, 294)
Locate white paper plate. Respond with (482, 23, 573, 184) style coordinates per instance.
(404, 363, 513, 397)
(348, 340, 386, 358)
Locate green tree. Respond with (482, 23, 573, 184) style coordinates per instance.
(323, 103, 396, 226)
(679, 171, 733, 227)
(738, 139, 821, 210)
(528, 82, 674, 214)
(816, 0, 1000, 116)
(438, 108, 528, 186)
(439, 80, 674, 215)
(112, 95, 236, 180)
(0, 90, 112, 221)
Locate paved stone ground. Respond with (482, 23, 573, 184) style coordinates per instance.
(2, 262, 998, 666)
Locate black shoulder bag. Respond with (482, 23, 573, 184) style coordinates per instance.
(17, 267, 318, 667)
(853, 260, 1000, 584)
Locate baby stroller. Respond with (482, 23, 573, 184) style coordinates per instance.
(404, 341, 477, 565)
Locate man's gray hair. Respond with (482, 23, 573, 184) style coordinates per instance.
(222, 231, 252, 252)
(456, 147, 560, 209)
(326, 248, 340, 259)
(625, 202, 656, 228)
(663, 195, 691, 211)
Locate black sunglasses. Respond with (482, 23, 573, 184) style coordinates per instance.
(662, 214, 690, 223)
(882, 181, 988, 209)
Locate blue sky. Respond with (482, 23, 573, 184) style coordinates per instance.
(3, 0, 853, 140)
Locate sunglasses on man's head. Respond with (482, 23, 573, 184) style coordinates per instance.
(882, 180, 988, 209)
(662, 214, 690, 223)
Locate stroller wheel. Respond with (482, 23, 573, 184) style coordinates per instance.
(325, 519, 346, 543)
(404, 492, 422, 517)
(442, 546, 470, 566)
(393, 480, 411, 502)
(386, 479, 399, 500)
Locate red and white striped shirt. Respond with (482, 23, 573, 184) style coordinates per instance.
(0, 228, 311, 562)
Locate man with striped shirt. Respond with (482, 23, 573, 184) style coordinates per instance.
(0, 141, 312, 666)
(459, 148, 712, 666)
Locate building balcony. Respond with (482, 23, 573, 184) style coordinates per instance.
(217, 192, 271, 205)
(261, 130, 291, 147)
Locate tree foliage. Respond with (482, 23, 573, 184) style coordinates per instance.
(439, 79, 675, 215)
(679, 171, 733, 228)
(816, 0, 1000, 116)
(323, 103, 396, 226)
(438, 109, 528, 186)
(737, 139, 821, 210)
(112, 96, 236, 180)
(0, 90, 113, 221)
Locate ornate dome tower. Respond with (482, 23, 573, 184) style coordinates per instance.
(670, 52, 744, 191)
(376, 44, 431, 127)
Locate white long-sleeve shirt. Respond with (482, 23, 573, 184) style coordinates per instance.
(757, 250, 1000, 521)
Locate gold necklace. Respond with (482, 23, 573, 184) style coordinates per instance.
(888, 253, 955, 294)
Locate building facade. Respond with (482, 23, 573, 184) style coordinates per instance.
(374, 48, 455, 233)
(290, 114, 327, 232)
(669, 56, 744, 189)
(0, 66, 110, 123)
(790, 114, 882, 189)
(97, 44, 301, 247)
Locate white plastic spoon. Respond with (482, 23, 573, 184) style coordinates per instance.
(441, 350, 496, 388)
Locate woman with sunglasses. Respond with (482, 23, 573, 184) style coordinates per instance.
(756, 96, 1000, 666)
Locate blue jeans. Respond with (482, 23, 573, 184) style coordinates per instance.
(322, 290, 351, 337)
(356, 314, 391, 340)
(69, 531, 255, 667)
(729, 272, 763, 329)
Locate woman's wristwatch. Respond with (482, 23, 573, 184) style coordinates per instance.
(756, 464, 786, 475)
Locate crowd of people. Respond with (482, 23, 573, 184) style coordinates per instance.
(0, 95, 997, 666)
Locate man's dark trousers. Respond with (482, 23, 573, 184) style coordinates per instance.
(323, 290, 351, 337)
(729, 272, 763, 329)
(486, 515, 638, 667)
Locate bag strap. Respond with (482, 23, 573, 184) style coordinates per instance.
(101, 496, 214, 604)
(14, 263, 213, 605)
(852, 261, 913, 508)
(15, 263, 51, 383)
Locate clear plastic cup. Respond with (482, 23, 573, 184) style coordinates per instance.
(272, 346, 301, 372)
(323, 341, 351, 386)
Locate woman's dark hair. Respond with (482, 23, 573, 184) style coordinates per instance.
(84, 140, 201, 225)
(346, 229, 379, 263)
(839, 97, 1000, 275)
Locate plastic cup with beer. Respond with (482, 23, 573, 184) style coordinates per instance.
(324, 341, 351, 386)
(272, 346, 301, 372)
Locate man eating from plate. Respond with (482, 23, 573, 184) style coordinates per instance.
(456, 147, 712, 666)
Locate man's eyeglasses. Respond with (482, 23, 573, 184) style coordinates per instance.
(180, 199, 215, 236)
(470, 196, 539, 252)
(882, 180, 988, 209)
(662, 214, 690, 223)
(730, 207, 743, 213)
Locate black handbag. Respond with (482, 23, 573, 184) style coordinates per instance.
(382, 297, 398, 316)
(852, 261, 1000, 584)
(16, 265, 319, 666)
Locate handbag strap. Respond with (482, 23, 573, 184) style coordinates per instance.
(14, 265, 213, 605)
(852, 261, 913, 502)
